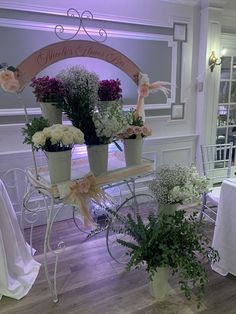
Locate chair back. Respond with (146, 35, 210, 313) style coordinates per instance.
(200, 142, 233, 187)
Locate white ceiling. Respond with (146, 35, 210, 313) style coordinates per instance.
(0, 0, 236, 15)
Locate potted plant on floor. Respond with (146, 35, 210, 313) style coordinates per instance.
(107, 165, 214, 307)
(22, 118, 84, 184)
(149, 165, 208, 215)
(107, 207, 219, 308)
(30, 76, 65, 125)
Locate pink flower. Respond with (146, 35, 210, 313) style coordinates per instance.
(133, 126, 142, 136)
(1, 79, 20, 93)
(142, 125, 152, 137)
(126, 126, 135, 136)
(77, 178, 91, 194)
(0, 70, 15, 84)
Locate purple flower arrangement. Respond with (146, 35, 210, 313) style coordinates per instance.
(98, 78, 122, 101)
(30, 76, 65, 102)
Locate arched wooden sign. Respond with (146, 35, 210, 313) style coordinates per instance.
(16, 40, 141, 90)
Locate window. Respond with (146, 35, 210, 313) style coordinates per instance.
(217, 56, 236, 164)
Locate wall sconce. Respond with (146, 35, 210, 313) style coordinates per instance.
(208, 51, 224, 72)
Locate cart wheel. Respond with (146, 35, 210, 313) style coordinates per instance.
(72, 199, 115, 235)
(106, 193, 157, 264)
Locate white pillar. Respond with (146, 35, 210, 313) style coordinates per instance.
(195, 2, 224, 170)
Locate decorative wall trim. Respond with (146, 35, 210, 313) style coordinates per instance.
(145, 133, 197, 144)
(161, 0, 199, 5)
(0, 107, 41, 116)
(0, 18, 172, 42)
(161, 146, 192, 165)
(0, 3, 178, 27)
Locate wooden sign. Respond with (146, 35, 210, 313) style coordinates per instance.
(16, 40, 141, 90)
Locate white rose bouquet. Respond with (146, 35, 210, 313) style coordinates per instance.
(32, 124, 84, 152)
(22, 117, 84, 152)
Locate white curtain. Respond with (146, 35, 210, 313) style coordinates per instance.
(0, 179, 41, 300)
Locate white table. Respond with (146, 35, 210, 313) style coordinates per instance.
(212, 178, 236, 276)
(0, 179, 41, 300)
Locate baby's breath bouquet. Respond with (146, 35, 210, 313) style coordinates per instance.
(150, 165, 208, 205)
(56, 66, 99, 145)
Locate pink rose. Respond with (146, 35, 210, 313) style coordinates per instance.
(0, 70, 15, 84)
(134, 126, 142, 136)
(126, 126, 135, 136)
(1, 79, 20, 93)
(142, 125, 152, 137)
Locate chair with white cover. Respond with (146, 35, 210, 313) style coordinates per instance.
(199, 142, 233, 223)
(2, 168, 30, 233)
(0, 177, 41, 300)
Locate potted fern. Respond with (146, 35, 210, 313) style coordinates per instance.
(107, 165, 216, 307)
(108, 207, 219, 308)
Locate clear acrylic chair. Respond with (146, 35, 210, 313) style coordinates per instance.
(199, 142, 233, 222)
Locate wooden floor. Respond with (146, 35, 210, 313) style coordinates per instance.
(1, 215, 236, 314)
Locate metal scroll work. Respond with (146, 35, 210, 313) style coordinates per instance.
(55, 8, 108, 42)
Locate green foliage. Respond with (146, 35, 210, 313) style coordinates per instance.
(22, 117, 49, 147)
(108, 208, 219, 307)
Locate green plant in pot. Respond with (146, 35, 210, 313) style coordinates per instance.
(22, 118, 84, 184)
(107, 207, 219, 307)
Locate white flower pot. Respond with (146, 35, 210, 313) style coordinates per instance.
(87, 144, 108, 176)
(123, 137, 143, 167)
(40, 102, 62, 126)
(149, 267, 169, 301)
(46, 150, 71, 184)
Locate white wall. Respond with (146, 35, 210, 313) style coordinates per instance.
(0, 0, 201, 225)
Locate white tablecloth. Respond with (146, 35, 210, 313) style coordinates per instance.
(0, 179, 41, 300)
(212, 178, 236, 276)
